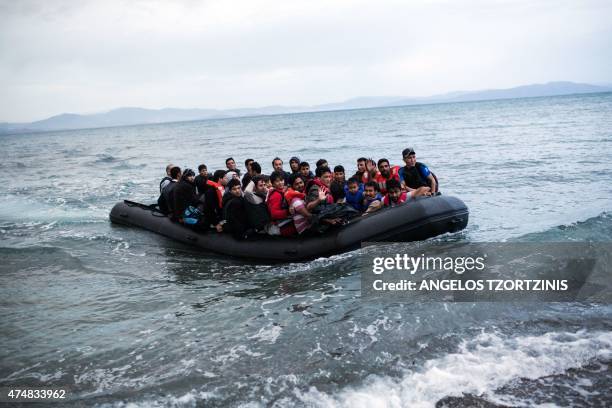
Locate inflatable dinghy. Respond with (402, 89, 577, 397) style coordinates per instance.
(109, 195, 468, 262)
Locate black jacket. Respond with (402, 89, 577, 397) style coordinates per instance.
(222, 193, 249, 239)
(172, 180, 199, 220)
(401, 163, 430, 190)
(158, 180, 177, 214)
(194, 175, 210, 196)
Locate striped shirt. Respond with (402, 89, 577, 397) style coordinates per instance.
(290, 198, 311, 234)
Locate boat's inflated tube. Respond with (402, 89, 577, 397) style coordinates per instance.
(109, 195, 468, 262)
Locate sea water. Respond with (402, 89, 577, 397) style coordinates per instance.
(1, 93, 611, 406)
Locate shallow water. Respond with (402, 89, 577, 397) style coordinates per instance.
(1, 93, 612, 407)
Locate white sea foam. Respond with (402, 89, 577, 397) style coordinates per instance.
(0, 193, 104, 222)
(100, 389, 217, 408)
(211, 344, 263, 364)
(348, 316, 392, 348)
(295, 330, 612, 408)
(74, 364, 136, 394)
(248, 324, 282, 344)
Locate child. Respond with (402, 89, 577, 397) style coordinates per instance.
(362, 181, 383, 214)
(344, 177, 364, 211)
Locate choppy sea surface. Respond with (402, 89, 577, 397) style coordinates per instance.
(1, 93, 612, 407)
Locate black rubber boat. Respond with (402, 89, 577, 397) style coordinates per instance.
(109, 195, 468, 262)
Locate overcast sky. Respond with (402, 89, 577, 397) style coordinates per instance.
(1, 0, 611, 122)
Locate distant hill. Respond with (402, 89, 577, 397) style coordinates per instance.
(1, 107, 226, 133)
(382, 81, 612, 107)
(2, 81, 610, 134)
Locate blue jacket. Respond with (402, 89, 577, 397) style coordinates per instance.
(344, 184, 365, 211)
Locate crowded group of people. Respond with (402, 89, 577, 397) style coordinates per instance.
(157, 148, 438, 239)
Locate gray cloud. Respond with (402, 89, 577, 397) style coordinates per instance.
(1, 0, 611, 121)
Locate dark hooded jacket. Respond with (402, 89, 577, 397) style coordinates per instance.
(243, 181, 270, 231)
(158, 180, 177, 214)
(172, 179, 199, 221)
(221, 192, 249, 239)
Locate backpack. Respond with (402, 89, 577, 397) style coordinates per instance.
(159, 176, 172, 193)
(416, 162, 439, 192)
(402, 162, 439, 192)
(183, 206, 202, 225)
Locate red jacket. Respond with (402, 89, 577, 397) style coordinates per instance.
(267, 188, 290, 221)
(206, 180, 224, 208)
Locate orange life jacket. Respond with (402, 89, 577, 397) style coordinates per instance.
(373, 165, 400, 194)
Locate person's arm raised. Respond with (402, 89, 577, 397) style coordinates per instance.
(366, 159, 378, 178)
(306, 188, 325, 211)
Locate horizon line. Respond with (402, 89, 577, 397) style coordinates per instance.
(2, 89, 611, 137)
(4, 79, 612, 125)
